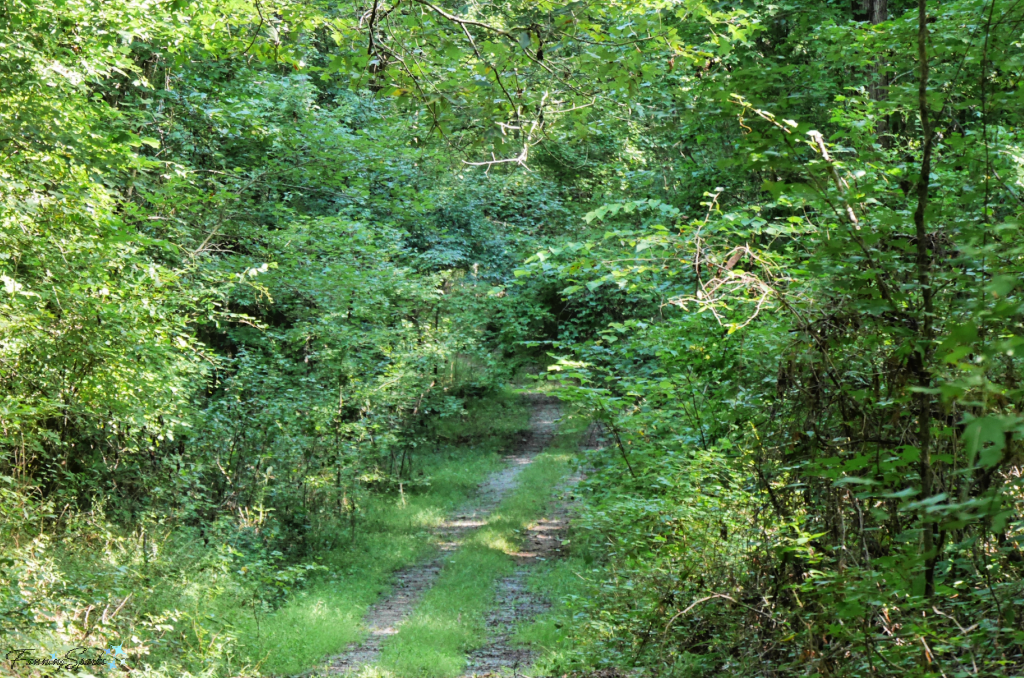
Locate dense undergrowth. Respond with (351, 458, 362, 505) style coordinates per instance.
(2, 1, 557, 673)
(509, 1, 1024, 673)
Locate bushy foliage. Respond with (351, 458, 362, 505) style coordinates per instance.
(514, 0, 1024, 673)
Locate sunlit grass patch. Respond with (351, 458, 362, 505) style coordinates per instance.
(237, 534, 428, 675)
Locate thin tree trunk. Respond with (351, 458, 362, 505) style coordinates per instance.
(914, 0, 938, 598)
(867, 0, 889, 144)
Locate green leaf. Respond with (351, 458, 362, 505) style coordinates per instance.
(963, 416, 1006, 467)
(833, 476, 878, 487)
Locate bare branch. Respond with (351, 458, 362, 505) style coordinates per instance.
(462, 144, 530, 169)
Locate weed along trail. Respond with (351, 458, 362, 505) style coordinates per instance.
(326, 394, 562, 676)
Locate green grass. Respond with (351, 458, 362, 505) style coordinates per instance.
(236, 390, 533, 675)
(373, 444, 576, 677)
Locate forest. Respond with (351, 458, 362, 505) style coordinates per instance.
(2, 0, 1023, 675)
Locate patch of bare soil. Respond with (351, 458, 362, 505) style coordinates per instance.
(326, 394, 562, 675)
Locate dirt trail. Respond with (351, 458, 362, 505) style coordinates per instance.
(460, 423, 600, 678)
(458, 484, 577, 677)
(327, 394, 562, 675)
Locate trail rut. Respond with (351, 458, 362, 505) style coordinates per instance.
(460, 423, 600, 677)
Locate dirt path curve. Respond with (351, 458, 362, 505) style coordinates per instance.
(326, 394, 562, 675)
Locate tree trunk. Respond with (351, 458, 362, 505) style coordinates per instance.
(914, 0, 938, 598)
(866, 0, 890, 144)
